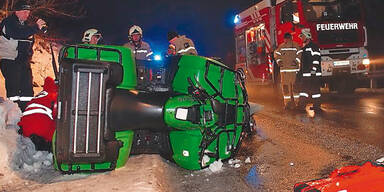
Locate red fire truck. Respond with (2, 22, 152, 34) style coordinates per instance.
(234, 0, 369, 92)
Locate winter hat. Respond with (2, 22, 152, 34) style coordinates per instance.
(13, 0, 32, 11)
(167, 31, 178, 41)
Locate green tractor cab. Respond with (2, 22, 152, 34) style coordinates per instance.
(54, 44, 253, 173)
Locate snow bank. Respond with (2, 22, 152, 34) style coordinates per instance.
(0, 100, 22, 186)
(35, 155, 169, 192)
(0, 100, 170, 191)
(11, 136, 60, 183)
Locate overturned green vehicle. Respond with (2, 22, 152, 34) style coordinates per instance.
(53, 45, 253, 173)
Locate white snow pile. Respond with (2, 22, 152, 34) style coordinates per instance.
(11, 136, 61, 183)
(0, 99, 60, 184)
(0, 100, 22, 186)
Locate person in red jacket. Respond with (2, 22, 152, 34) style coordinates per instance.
(18, 77, 58, 151)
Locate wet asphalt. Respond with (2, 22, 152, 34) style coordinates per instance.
(247, 85, 384, 150)
(168, 85, 384, 192)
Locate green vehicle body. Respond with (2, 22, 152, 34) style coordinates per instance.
(54, 44, 251, 173)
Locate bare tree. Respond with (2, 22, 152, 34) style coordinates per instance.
(30, 0, 85, 19)
(1, 0, 85, 19)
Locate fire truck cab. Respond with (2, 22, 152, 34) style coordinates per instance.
(235, 0, 369, 93)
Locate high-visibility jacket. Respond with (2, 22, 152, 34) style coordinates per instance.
(18, 77, 58, 142)
(170, 35, 198, 55)
(124, 40, 153, 60)
(300, 41, 321, 77)
(274, 40, 301, 72)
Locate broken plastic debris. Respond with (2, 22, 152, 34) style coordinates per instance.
(209, 159, 223, 173)
(245, 157, 251, 164)
(228, 159, 241, 165)
(234, 164, 241, 168)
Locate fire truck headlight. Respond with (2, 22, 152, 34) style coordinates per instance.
(362, 58, 370, 65)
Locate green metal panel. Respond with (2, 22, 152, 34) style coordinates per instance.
(115, 130, 134, 168)
(164, 95, 201, 130)
(172, 55, 207, 94)
(169, 129, 203, 170)
(64, 44, 137, 90)
(167, 55, 246, 170)
(58, 162, 112, 172)
(222, 70, 237, 99)
(52, 130, 134, 172)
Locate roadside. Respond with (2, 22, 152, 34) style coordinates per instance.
(0, 100, 170, 192)
(245, 108, 384, 191)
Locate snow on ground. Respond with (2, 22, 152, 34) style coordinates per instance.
(0, 99, 170, 192)
(0, 100, 23, 187)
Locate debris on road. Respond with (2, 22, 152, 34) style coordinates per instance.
(209, 160, 223, 173)
(228, 159, 241, 165)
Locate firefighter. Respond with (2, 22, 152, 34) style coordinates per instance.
(274, 33, 301, 109)
(0, 0, 47, 111)
(124, 25, 153, 60)
(82, 28, 103, 45)
(167, 31, 198, 55)
(298, 29, 322, 112)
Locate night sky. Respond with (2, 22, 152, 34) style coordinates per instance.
(79, 0, 253, 61)
(61, 0, 384, 66)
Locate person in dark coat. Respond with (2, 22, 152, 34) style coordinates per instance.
(0, 0, 46, 110)
(297, 28, 322, 112)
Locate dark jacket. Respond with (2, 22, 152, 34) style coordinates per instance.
(300, 41, 321, 77)
(0, 14, 39, 56)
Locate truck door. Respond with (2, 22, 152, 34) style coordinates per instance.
(245, 25, 269, 80)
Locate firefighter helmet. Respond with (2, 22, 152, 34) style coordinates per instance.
(300, 28, 312, 39)
(129, 25, 143, 36)
(82, 28, 101, 43)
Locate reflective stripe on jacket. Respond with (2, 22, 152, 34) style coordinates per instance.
(274, 40, 301, 72)
(300, 41, 322, 77)
(170, 35, 198, 55)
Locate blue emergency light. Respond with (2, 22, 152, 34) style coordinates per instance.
(154, 54, 162, 61)
(234, 15, 240, 24)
